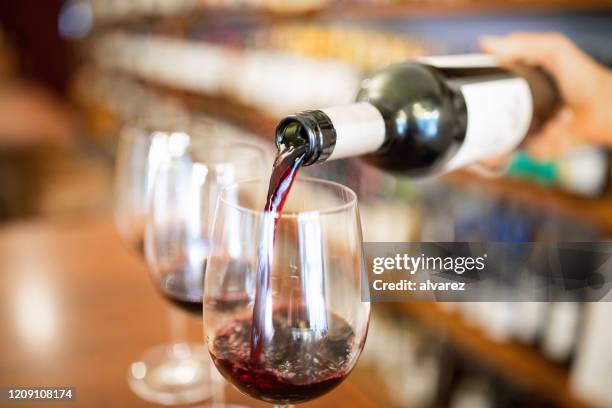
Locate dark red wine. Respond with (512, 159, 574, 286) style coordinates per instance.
(251, 129, 309, 361)
(159, 263, 205, 315)
(163, 296, 202, 315)
(161, 259, 254, 315)
(212, 306, 355, 405)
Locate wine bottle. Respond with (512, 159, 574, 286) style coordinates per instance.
(508, 147, 611, 197)
(571, 303, 612, 407)
(541, 302, 583, 367)
(275, 54, 559, 176)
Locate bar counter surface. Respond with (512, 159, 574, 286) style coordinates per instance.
(0, 216, 377, 407)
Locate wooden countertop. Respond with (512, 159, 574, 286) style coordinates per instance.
(0, 216, 378, 408)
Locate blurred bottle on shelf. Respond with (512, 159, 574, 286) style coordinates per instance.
(90, 33, 361, 115)
(87, 18, 431, 115)
(512, 302, 548, 346)
(571, 303, 612, 408)
(448, 376, 494, 408)
(361, 308, 441, 408)
(250, 24, 426, 71)
(72, 65, 273, 160)
(440, 343, 557, 408)
(507, 147, 611, 197)
(198, 0, 332, 12)
(446, 299, 586, 370)
(90, 0, 196, 23)
(89, 0, 334, 24)
(360, 304, 581, 408)
(541, 302, 583, 368)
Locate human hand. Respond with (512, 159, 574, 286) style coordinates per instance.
(480, 32, 612, 160)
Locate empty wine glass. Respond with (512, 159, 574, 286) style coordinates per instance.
(143, 141, 267, 406)
(114, 115, 190, 255)
(204, 177, 370, 408)
(145, 141, 268, 312)
(115, 116, 211, 405)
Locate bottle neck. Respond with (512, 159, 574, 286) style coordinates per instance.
(275, 102, 387, 166)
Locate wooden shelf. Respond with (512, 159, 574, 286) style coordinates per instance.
(393, 302, 595, 408)
(94, 0, 612, 28)
(442, 170, 612, 234)
(317, 0, 612, 20)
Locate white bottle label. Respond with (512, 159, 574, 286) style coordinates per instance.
(322, 102, 387, 161)
(443, 77, 533, 171)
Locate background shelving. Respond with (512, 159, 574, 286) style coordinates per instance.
(69, 1, 612, 407)
(90, 0, 612, 26)
(394, 302, 594, 408)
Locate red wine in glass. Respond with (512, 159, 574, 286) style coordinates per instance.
(160, 260, 253, 316)
(205, 138, 369, 405)
(159, 264, 205, 315)
(212, 306, 356, 405)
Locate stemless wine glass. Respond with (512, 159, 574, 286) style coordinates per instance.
(204, 177, 370, 408)
(143, 141, 267, 405)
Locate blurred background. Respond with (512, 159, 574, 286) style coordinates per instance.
(1, 0, 612, 407)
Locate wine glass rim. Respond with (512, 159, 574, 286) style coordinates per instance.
(218, 176, 358, 217)
(120, 114, 193, 135)
(187, 140, 267, 166)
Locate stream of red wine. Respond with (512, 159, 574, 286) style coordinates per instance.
(250, 132, 309, 362)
